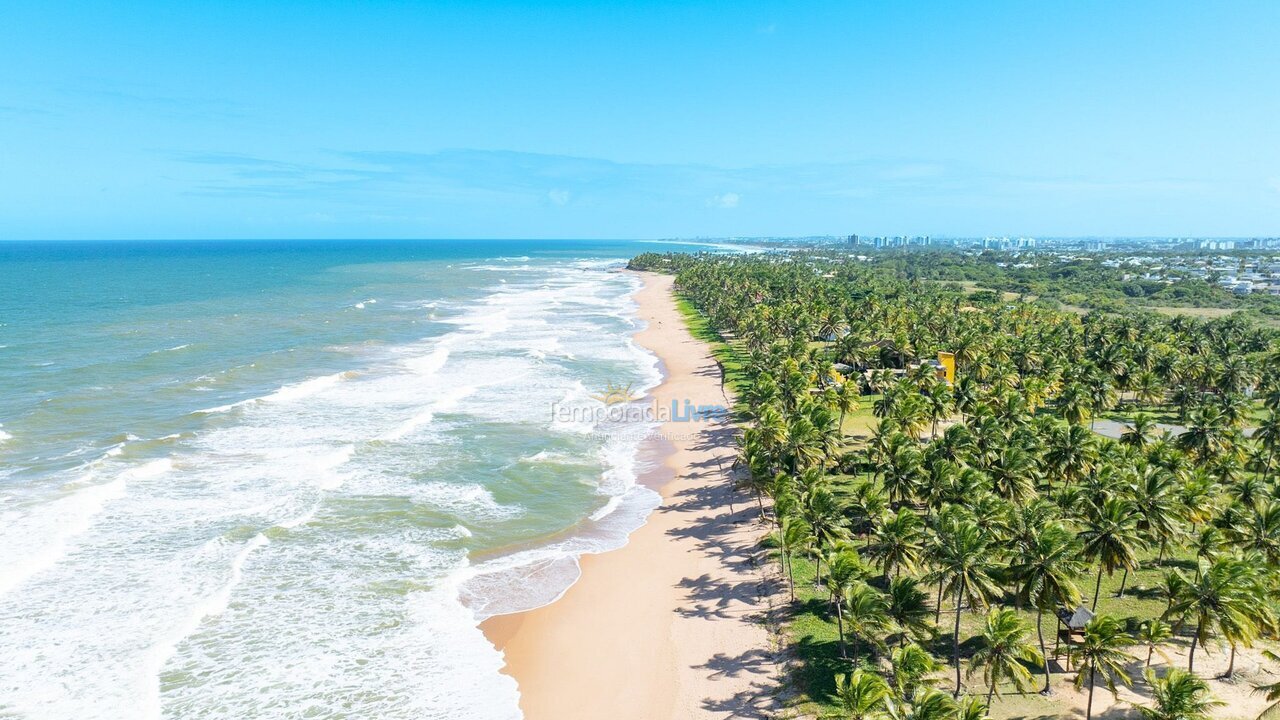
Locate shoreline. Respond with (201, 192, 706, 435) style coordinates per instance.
(480, 270, 781, 719)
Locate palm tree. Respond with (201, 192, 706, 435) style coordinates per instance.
(1079, 497, 1142, 610)
(953, 376, 980, 422)
(1007, 522, 1085, 693)
(1121, 413, 1158, 451)
(882, 441, 924, 508)
(828, 548, 869, 658)
(928, 518, 1002, 696)
(1163, 557, 1259, 674)
(834, 380, 862, 435)
(777, 514, 812, 603)
(844, 581, 893, 663)
(923, 381, 952, 440)
(1230, 500, 1280, 566)
(800, 484, 851, 585)
(1057, 382, 1092, 426)
(1069, 615, 1136, 720)
(886, 577, 934, 648)
(1131, 464, 1183, 564)
(885, 688, 959, 720)
(1134, 371, 1164, 408)
(735, 441, 776, 518)
(834, 668, 891, 720)
(1137, 668, 1222, 720)
(1254, 409, 1280, 484)
(1086, 373, 1117, 430)
(1044, 422, 1097, 487)
(1139, 618, 1174, 669)
(988, 446, 1039, 505)
(890, 642, 943, 700)
(1252, 651, 1280, 720)
(868, 507, 925, 582)
(955, 695, 992, 720)
(968, 608, 1044, 704)
(1177, 405, 1229, 465)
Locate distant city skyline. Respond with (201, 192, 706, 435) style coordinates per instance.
(2, 1, 1279, 240)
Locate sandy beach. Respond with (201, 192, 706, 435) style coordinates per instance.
(481, 271, 781, 719)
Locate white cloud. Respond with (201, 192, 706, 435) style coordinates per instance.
(707, 192, 740, 209)
(547, 188, 572, 206)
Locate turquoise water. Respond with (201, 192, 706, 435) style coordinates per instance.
(0, 240, 709, 719)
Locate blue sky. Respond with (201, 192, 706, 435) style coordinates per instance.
(1, 1, 1278, 239)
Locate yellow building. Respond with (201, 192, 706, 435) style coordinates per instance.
(937, 351, 956, 385)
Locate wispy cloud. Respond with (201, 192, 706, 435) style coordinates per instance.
(707, 192, 740, 209)
(167, 147, 1215, 228)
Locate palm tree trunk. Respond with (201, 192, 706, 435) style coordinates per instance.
(835, 600, 847, 659)
(1223, 644, 1236, 680)
(1092, 564, 1104, 612)
(953, 581, 965, 697)
(1037, 607, 1052, 694)
(1086, 666, 1096, 720)
(1116, 567, 1129, 598)
(935, 578, 945, 624)
(987, 683, 995, 706)
(784, 552, 795, 603)
(1188, 633, 1199, 673)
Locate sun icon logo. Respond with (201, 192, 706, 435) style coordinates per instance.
(591, 381, 640, 406)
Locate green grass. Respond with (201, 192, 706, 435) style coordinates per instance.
(841, 394, 881, 440)
(1101, 399, 1268, 427)
(1147, 306, 1241, 320)
(673, 293, 753, 411)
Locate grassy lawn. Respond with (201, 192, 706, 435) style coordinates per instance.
(842, 394, 881, 440)
(1147, 306, 1240, 320)
(1102, 399, 1268, 427)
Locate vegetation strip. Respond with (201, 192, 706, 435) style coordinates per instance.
(631, 251, 1280, 720)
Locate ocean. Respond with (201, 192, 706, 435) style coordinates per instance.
(0, 239, 715, 719)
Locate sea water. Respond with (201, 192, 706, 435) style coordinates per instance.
(0, 239, 714, 719)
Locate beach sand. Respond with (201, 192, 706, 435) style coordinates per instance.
(481, 271, 781, 719)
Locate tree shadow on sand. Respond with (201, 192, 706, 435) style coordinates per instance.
(676, 572, 782, 621)
(695, 650, 781, 720)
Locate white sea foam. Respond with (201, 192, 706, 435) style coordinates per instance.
(139, 534, 269, 720)
(0, 256, 662, 719)
(458, 482, 661, 619)
(403, 345, 450, 375)
(261, 371, 353, 404)
(194, 371, 353, 414)
(0, 475, 126, 597)
(152, 344, 191, 354)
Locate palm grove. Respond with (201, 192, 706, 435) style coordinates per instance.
(630, 252, 1280, 720)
